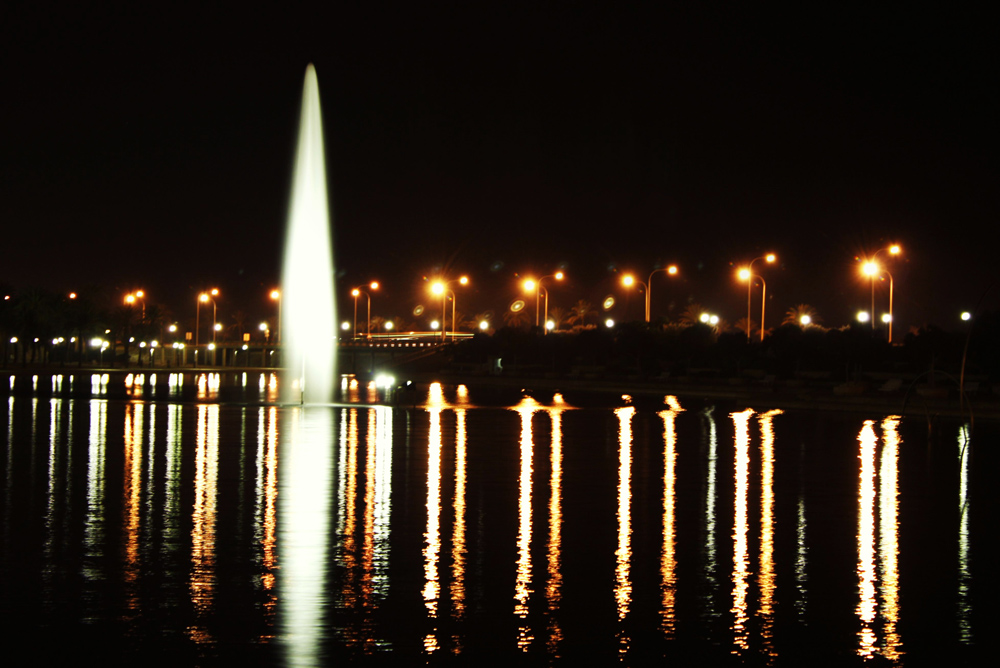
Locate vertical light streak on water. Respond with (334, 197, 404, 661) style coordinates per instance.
(281, 64, 336, 404)
(4, 398, 13, 549)
(957, 423, 972, 643)
(452, 408, 468, 625)
(260, 407, 279, 630)
(513, 397, 540, 651)
(795, 491, 808, 619)
(758, 409, 782, 661)
(879, 416, 903, 662)
(730, 408, 754, 653)
(546, 401, 565, 656)
(372, 406, 393, 602)
(357, 408, 378, 651)
(189, 403, 219, 645)
(856, 420, 878, 658)
(701, 407, 720, 620)
(42, 398, 62, 610)
(278, 407, 334, 668)
(83, 400, 107, 588)
(163, 405, 182, 588)
(366, 381, 378, 405)
(143, 405, 157, 565)
(614, 405, 635, 658)
(341, 408, 360, 616)
(659, 396, 684, 637)
(423, 383, 445, 654)
(123, 404, 144, 615)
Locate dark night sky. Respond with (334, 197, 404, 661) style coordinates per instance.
(2, 2, 998, 332)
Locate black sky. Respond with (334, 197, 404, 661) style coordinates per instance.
(2, 2, 998, 331)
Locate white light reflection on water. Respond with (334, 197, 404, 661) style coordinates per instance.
(513, 396, 540, 651)
(83, 400, 107, 589)
(42, 398, 64, 612)
(255, 406, 279, 634)
(957, 423, 972, 643)
(614, 405, 635, 657)
(278, 406, 334, 667)
(730, 408, 753, 653)
(164, 404, 182, 596)
(701, 406, 720, 620)
(879, 416, 902, 662)
(659, 396, 683, 637)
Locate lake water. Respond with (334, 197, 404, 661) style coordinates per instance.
(0, 374, 992, 665)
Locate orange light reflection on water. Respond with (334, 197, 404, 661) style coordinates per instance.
(189, 403, 219, 644)
(856, 420, 878, 658)
(422, 383, 445, 654)
(730, 408, 753, 653)
(513, 396, 540, 651)
(879, 416, 902, 662)
(614, 405, 635, 658)
(758, 409, 782, 661)
(659, 396, 683, 637)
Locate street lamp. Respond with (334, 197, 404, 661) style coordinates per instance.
(624, 266, 678, 323)
(739, 253, 775, 342)
(524, 271, 564, 330)
(431, 276, 468, 341)
(269, 289, 281, 344)
(861, 244, 900, 338)
(351, 282, 378, 339)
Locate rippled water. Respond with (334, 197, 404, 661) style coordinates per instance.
(0, 378, 992, 665)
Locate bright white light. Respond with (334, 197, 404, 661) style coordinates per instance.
(208, 343, 216, 350)
(341, 321, 350, 331)
(857, 311, 870, 323)
(881, 313, 892, 323)
(605, 318, 615, 328)
(545, 320, 555, 331)
(709, 315, 719, 325)
(280, 64, 337, 403)
(478, 320, 489, 331)
(800, 315, 812, 326)
(961, 312, 972, 321)
(168, 324, 177, 333)
(90, 338, 102, 347)
(384, 321, 394, 331)
(430, 320, 440, 330)
(375, 373, 396, 389)
(699, 313, 710, 323)
(242, 344, 249, 350)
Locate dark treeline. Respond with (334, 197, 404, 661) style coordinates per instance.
(452, 315, 1000, 388)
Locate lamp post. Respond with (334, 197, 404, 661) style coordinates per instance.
(431, 276, 468, 342)
(646, 265, 678, 323)
(861, 244, 900, 337)
(525, 272, 564, 330)
(739, 253, 775, 342)
(269, 289, 281, 344)
(351, 282, 379, 339)
(621, 274, 646, 321)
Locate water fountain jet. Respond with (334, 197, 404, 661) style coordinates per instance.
(280, 64, 336, 404)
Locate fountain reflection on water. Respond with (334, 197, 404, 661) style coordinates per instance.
(280, 64, 336, 404)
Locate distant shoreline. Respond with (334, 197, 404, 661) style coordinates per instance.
(2, 364, 995, 421)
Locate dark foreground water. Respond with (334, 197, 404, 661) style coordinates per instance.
(0, 377, 993, 665)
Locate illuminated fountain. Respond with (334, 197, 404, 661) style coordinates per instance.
(281, 64, 336, 404)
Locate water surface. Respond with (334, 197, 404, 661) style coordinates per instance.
(0, 380, 991, 665)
